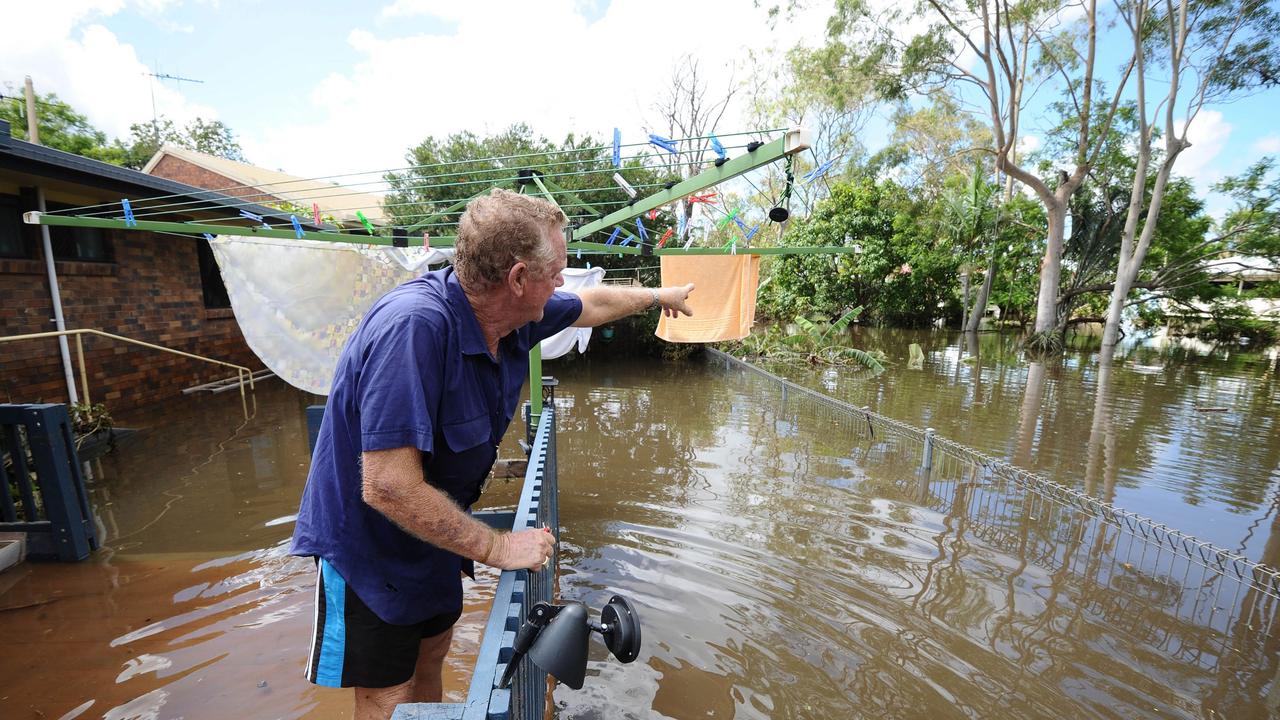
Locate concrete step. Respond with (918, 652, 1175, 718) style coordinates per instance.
(0, 532, 27, 573)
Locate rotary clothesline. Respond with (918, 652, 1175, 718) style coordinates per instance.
(42, 130, 783, 220)
(25, 127, 850, 257)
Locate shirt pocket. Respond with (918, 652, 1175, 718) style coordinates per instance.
(441, 414, 489, 452)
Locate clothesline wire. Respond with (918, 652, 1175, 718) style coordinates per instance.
(45, 129, 784, 216)
(97, 154, 740, 221)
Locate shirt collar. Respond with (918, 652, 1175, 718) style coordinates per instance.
(445, 268, 491, 357)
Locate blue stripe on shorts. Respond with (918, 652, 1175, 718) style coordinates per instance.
(315, 558, 347, 687)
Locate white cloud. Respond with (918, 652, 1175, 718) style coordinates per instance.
(1253, 135, 1280, 156)
(1176, 109, 1232, 193)
(241, 1, 833, 180)
(0, 1, 215, 141)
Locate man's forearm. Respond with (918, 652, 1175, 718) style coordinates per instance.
(574, 283, 692, 327)
(362, 448, 494, 562)
(575, 285, 654, 327)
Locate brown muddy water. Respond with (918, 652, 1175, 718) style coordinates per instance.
(2, 329, 1278, 719)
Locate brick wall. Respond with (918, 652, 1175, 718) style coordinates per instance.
(1, 228, 265, 412)
(148, 156, 279, 206)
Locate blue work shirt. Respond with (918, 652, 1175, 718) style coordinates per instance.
(290, 267, 582, 625)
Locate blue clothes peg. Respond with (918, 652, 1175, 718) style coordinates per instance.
(803, 159, 836, 183)
(121, 198, 137, 227)
(710, 134, 726, 159)
(239, 209, 264, 222)
(612, 128, 621, 168)
(606, 227, 621, 246)
(290, 215, 305, 239)
(636, 217, 648, 242)
(648, 134, 678, 155)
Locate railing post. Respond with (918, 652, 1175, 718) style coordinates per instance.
(75, 333, 90, 406)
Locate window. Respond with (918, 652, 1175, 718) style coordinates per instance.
(45, 201, 112, 263)
(197, 236, 231, 309)
(0, 195, 28, 258)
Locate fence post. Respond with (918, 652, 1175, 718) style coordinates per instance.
(19, 404, 97, 561)
(922, 427, 936, 473)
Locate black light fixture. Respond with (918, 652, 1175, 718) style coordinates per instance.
(498, 595, 642, 690)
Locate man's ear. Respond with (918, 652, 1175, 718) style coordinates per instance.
(508, 261, 528, 296)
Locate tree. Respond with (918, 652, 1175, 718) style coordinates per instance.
(0, 86, 126, 165)
(1099, 0, 1280, 350)
(121, 116, 246, 169)
(798, 0, 1136, 343)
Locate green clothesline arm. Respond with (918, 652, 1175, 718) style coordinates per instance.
(404, 182, 510, 233)
(570, 127, 809, 242)
(22, 212, 457, 246)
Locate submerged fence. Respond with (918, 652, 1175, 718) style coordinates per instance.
(708, 348, 1280, 677)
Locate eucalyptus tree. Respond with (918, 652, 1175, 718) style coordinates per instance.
(796, 0, 1135, 347)
(1099, 0, 1280, 350)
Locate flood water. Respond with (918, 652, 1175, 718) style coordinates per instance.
(2, 329, 1278, 719)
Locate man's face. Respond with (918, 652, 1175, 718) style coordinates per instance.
(524, 227, 566, 322)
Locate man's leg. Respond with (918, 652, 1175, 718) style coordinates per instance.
(354, 681, 415, 720)
(411, 627, 454, 702)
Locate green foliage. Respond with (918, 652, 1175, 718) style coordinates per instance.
(0, 87, 127, 165)
(1023, 329, 1065, 356)
(121, 116, 246, 169)
(1, 83, 245, 170)
(758, 177, 962, 327)
(722, 317, 887, 372)
(69, 401, 113, 449)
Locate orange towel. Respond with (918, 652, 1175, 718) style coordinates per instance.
(656, 254, 760, 343)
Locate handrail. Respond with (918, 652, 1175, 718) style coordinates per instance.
(0, 328, 256, 417)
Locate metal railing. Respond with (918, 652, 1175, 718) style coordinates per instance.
(0, 329, 256, 418)
(393, 389, 559, 720)
(708, 348, 1280, 668)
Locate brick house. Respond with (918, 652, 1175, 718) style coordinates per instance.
(142, 145, 385, 230)
(0, 119, 302, 413)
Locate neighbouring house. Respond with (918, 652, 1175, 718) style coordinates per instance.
(0, 119, 312, 412)
(1160, 255, 1280, 324)
(142, 145, 386, 230)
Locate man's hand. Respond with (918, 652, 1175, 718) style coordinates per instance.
(659, 283, 695, 318)
(487, 527, 556, 571)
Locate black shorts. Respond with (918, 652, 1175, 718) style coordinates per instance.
(305, 558, 462, 689)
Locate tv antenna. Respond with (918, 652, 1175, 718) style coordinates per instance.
(143, 64, 204, 128)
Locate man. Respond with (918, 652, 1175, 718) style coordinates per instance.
(290, 188, 694, 719)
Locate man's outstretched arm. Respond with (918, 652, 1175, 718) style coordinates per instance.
(572, 283, 695, 327)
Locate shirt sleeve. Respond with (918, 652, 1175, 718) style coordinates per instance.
(529, 291, 583, 345)
(356, 312, 442, 454)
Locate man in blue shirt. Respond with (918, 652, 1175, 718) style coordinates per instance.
(291, 188, 693, 719)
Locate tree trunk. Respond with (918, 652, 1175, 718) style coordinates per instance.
(960, 269, 971, 330)
(966, 245, 1000, 333)
(1033, 200, 1067, 333)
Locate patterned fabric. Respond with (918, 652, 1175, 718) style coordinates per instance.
(209, 235, 448, 394)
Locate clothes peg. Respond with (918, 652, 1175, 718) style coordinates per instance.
(647, 207, 659, 221)
(677, 211, 687, 238)
(423, 233, 430, 249)
(612, 128, 621, 168)
(744, 224, 759, 242)
(313, 203, 322, 227)
(606, 227, 621, 246)
(717, 208, 738, 230)
(688, 192, 717, 205)
(803, 159, 836, 183)
(290, 215, 305, 239)
(121, 198, 137, 227)
(648, 134, 678, 155)
(612, 172, 637, 199)
(710, 134, 726, 160)
(576, 248, 582, 259)
(635, 217, 648, 242)
(202, 233, 215, 242)
(356, 211, 375, 236)
(239, 209, 263, 223)
(657, 228, 674, 249)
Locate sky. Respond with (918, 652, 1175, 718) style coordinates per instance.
(2, 0, 1277, 220)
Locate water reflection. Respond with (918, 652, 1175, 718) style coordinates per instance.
(756, 329, 1280, 560)
(547, 352, 1279, 719)
(0, 383, 488, 719)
